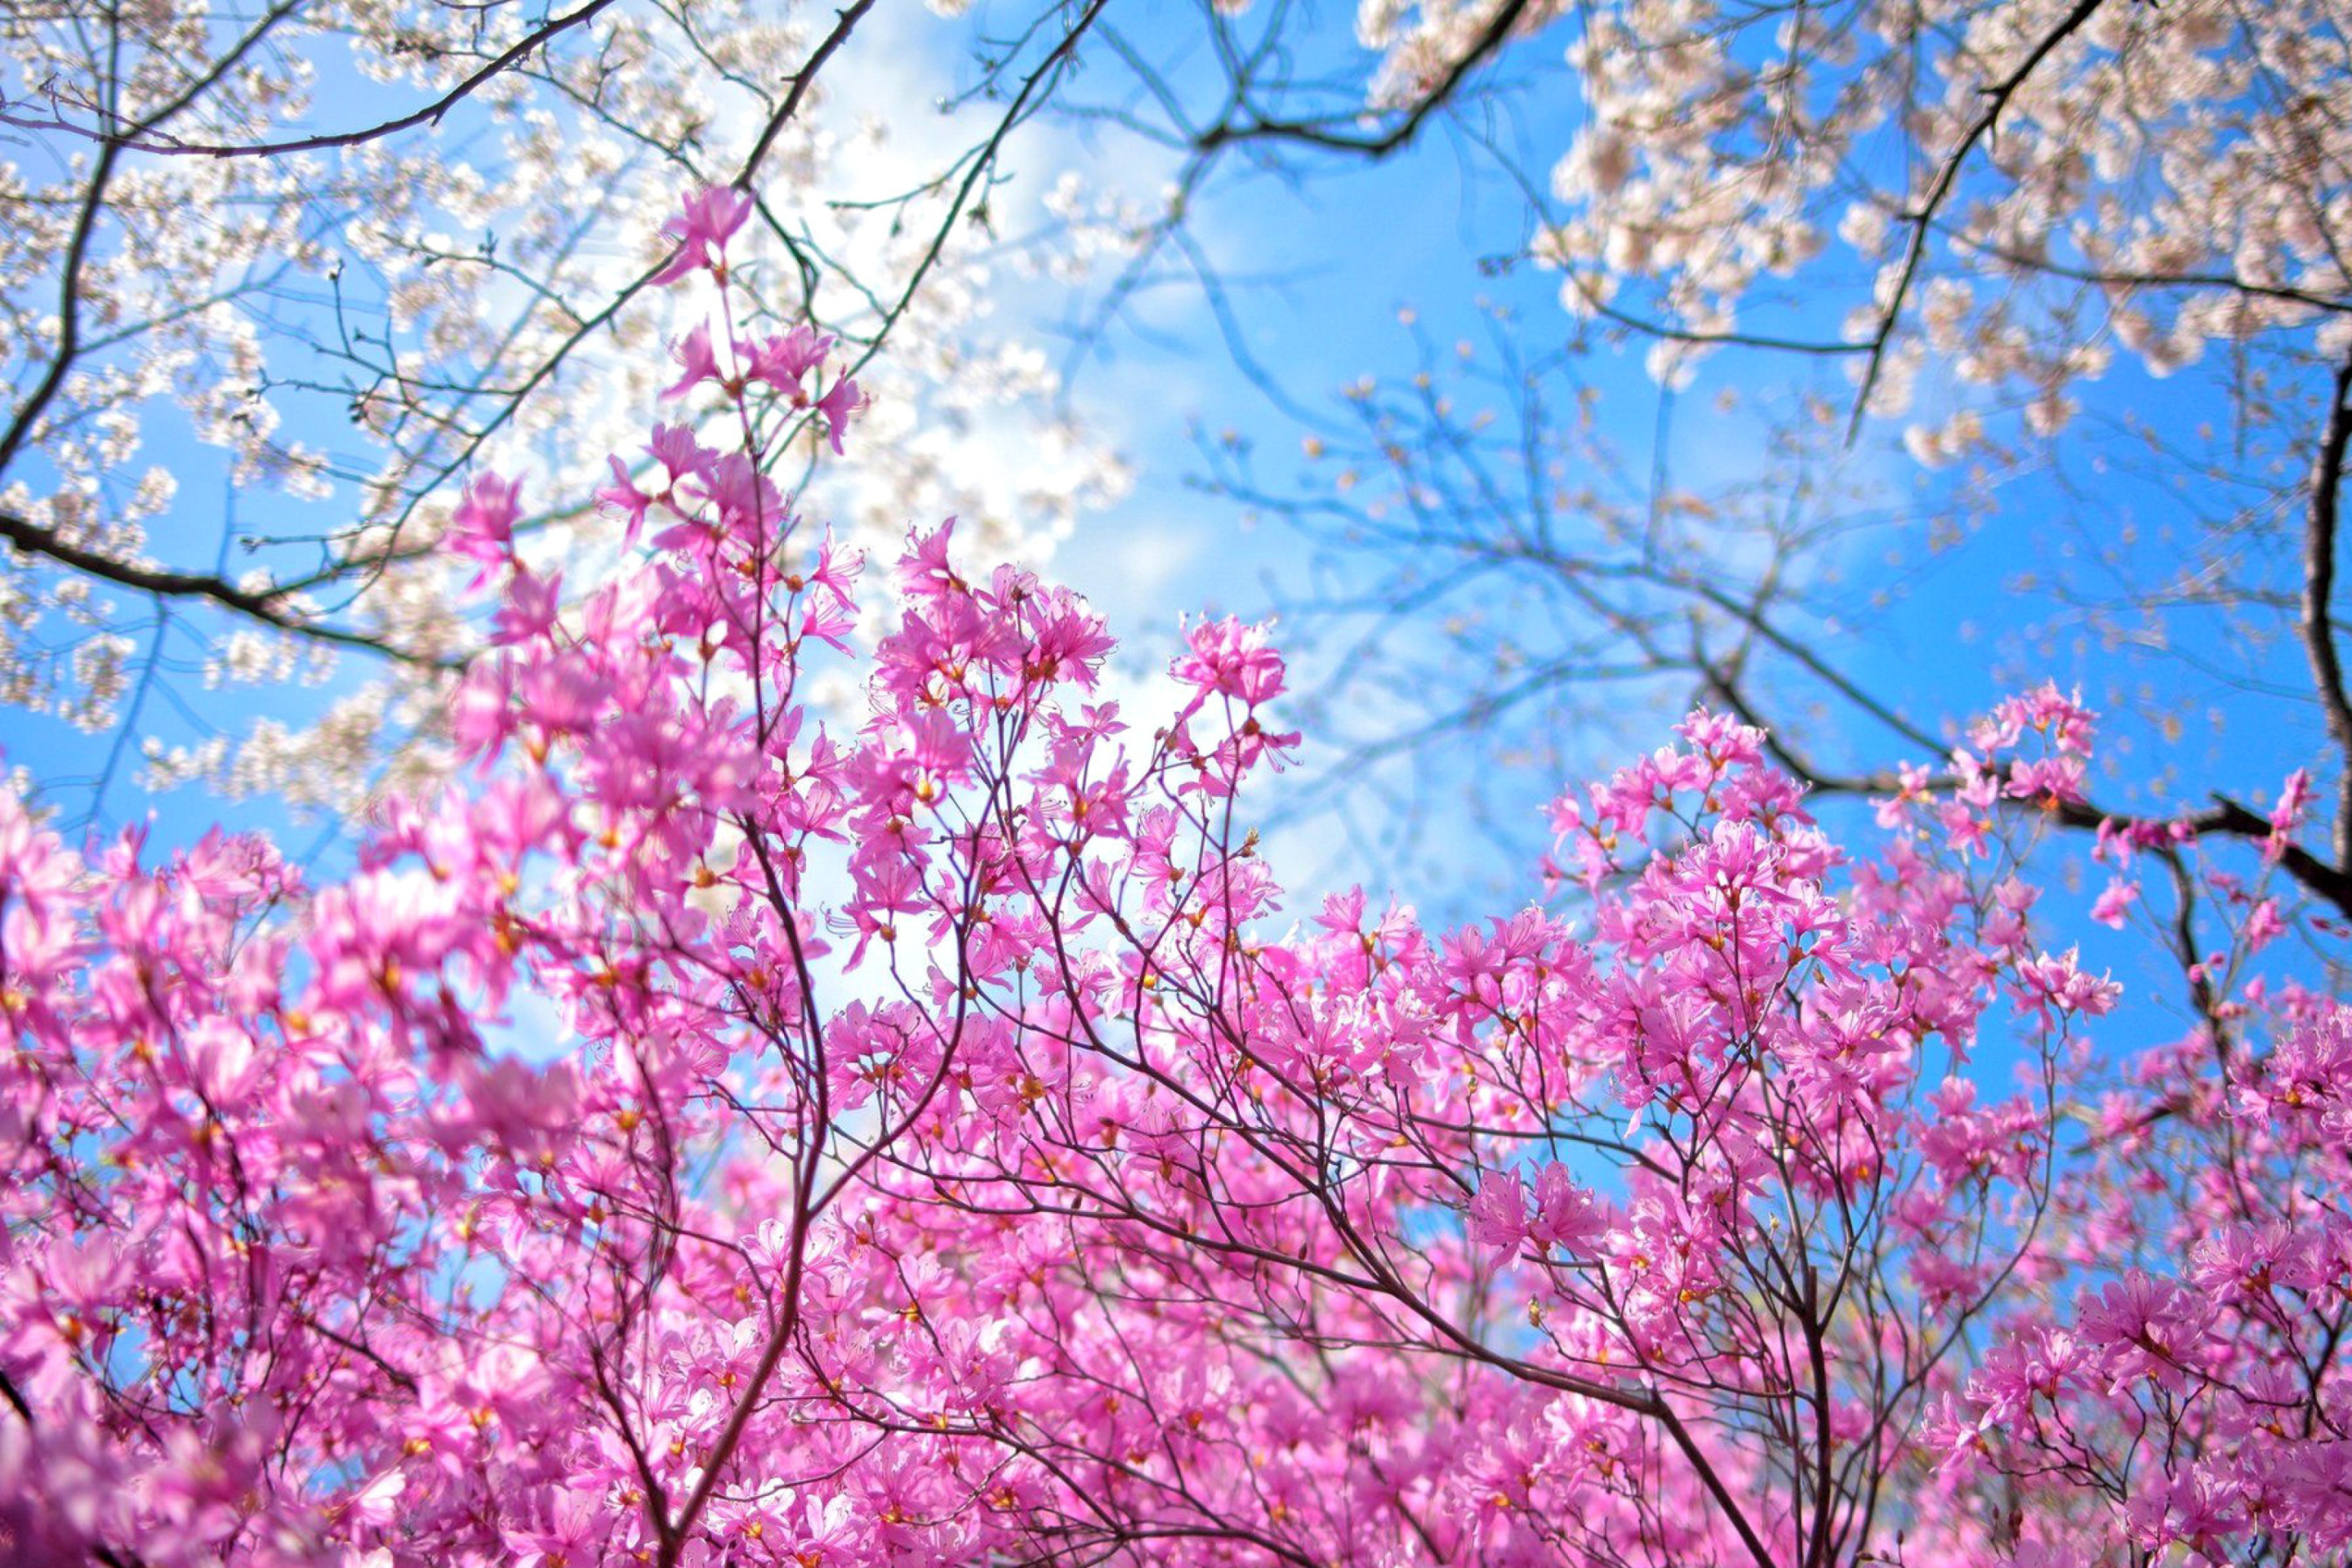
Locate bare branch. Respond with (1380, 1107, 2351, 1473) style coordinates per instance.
(2303, 350, 2352, 867)
(0, 508, 453, 666)
(1192, 0, 1535, 161)
(1846, 0, 2106, 439)
(6, 0, 621, 159)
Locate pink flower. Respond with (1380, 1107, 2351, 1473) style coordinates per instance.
(1468, 1168, 1526, 1257)
(646, 421, 715, 483)
(502, 1484, 608, 1568)
(816, 373, 864, 454)
(446, 471, 522, 587)
(662, 322, 722, 399)
(1530, 1162, 1607, 1254)
(2268, 766, 2313, 854)
(2089, 875, 2137, 929)
(2077, 1272, 2213, 1393)
(749, 323, 832, 390)
(492, 567, 560, 645)
(650, 183, 753, 286)
(595, 457, 653, 544)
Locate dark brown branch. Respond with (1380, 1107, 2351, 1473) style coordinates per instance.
(0, 130, 119, 481)
(1704, 661, 2352, 920)
(2303, 351, 2352, 868)
(2174, 795, 2352, 925)
(1846, 0, 2106, 439)
(737, 0, 875, 188)
(0, 1364, 32, 1427)
(1193, 0, 1535, 161)
(11, 0, 620, 159)
(0, 508, 453, 666)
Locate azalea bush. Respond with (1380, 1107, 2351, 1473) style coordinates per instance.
(2, 192, 2347, 1568)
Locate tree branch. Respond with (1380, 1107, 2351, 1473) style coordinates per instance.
(1846, 0, 2106, 438)
(0, 509, 453, 666)
(2302, 350, 2352, 868)
(1193, 0, 1535, 161)
(1704, 660, 2352, 920)
(7, 0, 620, 159)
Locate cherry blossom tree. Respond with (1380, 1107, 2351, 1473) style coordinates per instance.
(4, 192, 2348, 1568)
(1071, 0, 2352, 942)
(2, 0, 1144, 822)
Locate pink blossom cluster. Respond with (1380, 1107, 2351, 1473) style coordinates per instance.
(3, 189, 2348, 1568)
(1934, 999, 2352, 1560)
